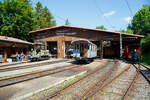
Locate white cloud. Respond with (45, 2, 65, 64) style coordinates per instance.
(103, 11, 116, 17)
(124, 17, 132, 23)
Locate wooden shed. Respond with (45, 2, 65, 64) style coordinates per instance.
(29, 25, 144, 58)
(0, 36, 33, 62)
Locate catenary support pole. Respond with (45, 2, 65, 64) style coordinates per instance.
(120, 34, 123, 59)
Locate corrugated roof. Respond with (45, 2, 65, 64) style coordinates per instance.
(0, 36, 33, 45)
(29, 25, 144, 38)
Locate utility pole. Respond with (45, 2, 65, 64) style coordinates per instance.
(120, 34, 123, 59)
(62, 33, 65, 58)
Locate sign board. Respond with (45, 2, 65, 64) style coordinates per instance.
(56, 30, 77, 36)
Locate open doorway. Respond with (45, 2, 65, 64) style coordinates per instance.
(47, 42, 57, 58)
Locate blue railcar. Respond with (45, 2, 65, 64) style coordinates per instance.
(71, 40, 97, 63)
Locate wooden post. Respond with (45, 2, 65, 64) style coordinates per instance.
(100, 40, 103, 59)
(4, 48, 7, 59)
(57, 39, 65, 58)
(120, 34, 123, 59)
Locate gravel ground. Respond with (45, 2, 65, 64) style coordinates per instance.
(125, 72, 150, 100)
(49, 60, 120, 100)
(140, 65, 150, 80)
(25, 59, 108, 100)
(0, 59, 107, 100)
(89, 65, 137, 100)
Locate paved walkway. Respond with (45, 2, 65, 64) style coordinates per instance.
(0, 59, 71, 78)
(0, 59, 111, 100)
(0, 58, 64, 69)
(0, 61, 27, 67)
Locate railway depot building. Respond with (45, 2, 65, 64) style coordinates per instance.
(29, 25, 144, 58)
(0, 36, 32, 62)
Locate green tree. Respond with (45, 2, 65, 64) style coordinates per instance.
(0, 0, 34, 41)
(65, 19, 70, 25)
(41, 7, 56, 28)
(142, 34, 150, 52)
(129, 5, 150, 35)
(126, 29, 133, 34)
(128, 5, 150, 52)
(34, 2, 56, 29)
(119, 29, 133, 34)
(96, 25, 107, 30)
(120, 29, 126, 33)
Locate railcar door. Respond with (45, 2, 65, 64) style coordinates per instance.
(83, 43, 88, 58)
(73, 43, 80, 58)
(80, 43, 84, 57)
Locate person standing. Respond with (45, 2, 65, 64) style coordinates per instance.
(20, 52, 24, 62)
(16, 52, 19, 62)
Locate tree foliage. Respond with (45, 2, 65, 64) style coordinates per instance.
(142, 34, 150, 52)
(0, 0, 34, 41)
(34, 2, 56, 30)
(0, 0, 56, 41)
(128, 5, 150, 52)
(128, 5, 150, 36)
(96, 25, 107, 30)
(118, 29, 133, 34)
(65, 19, 70, 25)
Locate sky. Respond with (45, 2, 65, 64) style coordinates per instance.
(22, 0, 150, 31)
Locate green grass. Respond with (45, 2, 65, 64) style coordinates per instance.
(141, 53, 150, 68)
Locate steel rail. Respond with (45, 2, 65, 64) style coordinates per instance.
(133, 63, 150, 84)
(44, 61, 109, 100)
(121, 68, 139, 100)
(0, 59, 68, 72)
(0, 64, 78, 87)
(139, 63, 150, 70)
(0, 61, 28, 68)
(80, 61, 118, 100)
(81, 64, 131, 100)
(121, 63, 150, 100)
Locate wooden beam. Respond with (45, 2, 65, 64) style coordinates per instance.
(57, 39, 65, 58)
(100, 40, 103, 59)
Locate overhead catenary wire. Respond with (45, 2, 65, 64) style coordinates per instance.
(32, 0, 73, 25)
(124, 0, 133, 17)
(54, 15, 73, 25)
(54, 15, 66, 22)
(92, 0, 115, 29)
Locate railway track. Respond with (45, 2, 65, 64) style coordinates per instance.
(44, 60, 119, 100)
(40, 60, 149, 100)
(0, 59, 68, 72)
(0, 61, 28, 67)
(83, 63, 150, 100)
(80, 65, 131, 100)
(0, 64, 79, 87)
(133, 63, 150, 84)
(121, 63, 150, 100)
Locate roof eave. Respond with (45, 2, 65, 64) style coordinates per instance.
(29, 25, 144, 38)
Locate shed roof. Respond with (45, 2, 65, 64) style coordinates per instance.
(29, 25, 144, 38)
(0, 36, 33, 45)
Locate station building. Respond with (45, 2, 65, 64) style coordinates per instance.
(0, 36, 32, 62)
(29, 25, 144, 58)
